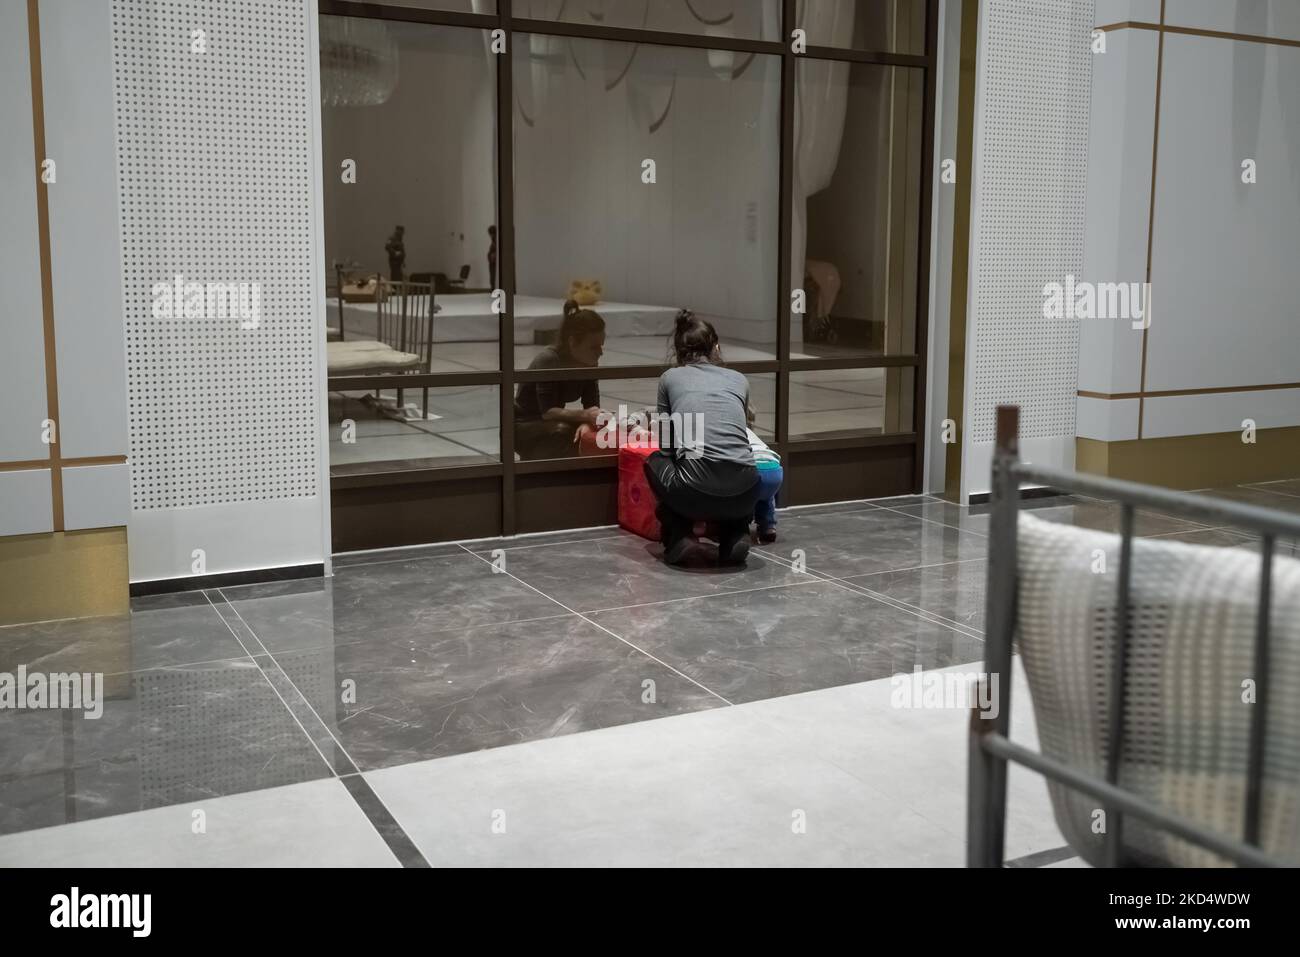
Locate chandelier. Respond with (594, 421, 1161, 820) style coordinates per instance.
(319, 16, 400, 108)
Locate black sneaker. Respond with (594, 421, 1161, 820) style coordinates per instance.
(717, 536, 750, 566)
(757, 527, 777, 545)
(664, 535, 694, 566)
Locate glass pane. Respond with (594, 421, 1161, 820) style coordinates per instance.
(513, 372, 774, 461)
(788, 367, 914, 440)
(792, 63, 924, 359)
(513, 35, 780, 371)
(795, 0, 927, 55)
(333, 0, 496, 13)
(320, 17, 499, 373)
(329, 382, 500, 474)
(515, 0, 779, 41)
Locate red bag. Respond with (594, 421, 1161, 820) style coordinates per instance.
(618, 441, 661, 541)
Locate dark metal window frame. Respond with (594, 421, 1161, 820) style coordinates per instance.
(320, 0, 939, 535)
(969, 405, 1299, 868)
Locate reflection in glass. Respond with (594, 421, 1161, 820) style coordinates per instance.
(792, 62, 924, 359)
(321, 18, 498, 374)
(329, 384, 500, 475)
(335, 0, 497, 13)
(513, 35, 780, 370)
(514, 0, 779, 41)
(788, 368, 913, 440)
(513, 371, 775, 462)
(795, 0, 927, 54)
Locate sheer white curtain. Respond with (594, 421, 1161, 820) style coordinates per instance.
(791, 1, 854, 348)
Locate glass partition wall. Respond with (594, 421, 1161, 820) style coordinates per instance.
(321, 0, 937, 550)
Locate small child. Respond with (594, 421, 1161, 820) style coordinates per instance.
(746, 425, 782, 544)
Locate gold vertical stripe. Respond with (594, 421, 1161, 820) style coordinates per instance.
(943, 0, 979, 500)
(27, 0, 62, 531)
(1138, 0, 1166, 440)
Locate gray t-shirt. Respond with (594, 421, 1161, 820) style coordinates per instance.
(656, 362, 756, 493)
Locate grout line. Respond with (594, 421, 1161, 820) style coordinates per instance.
(461, 533, 632, 553)
(208, 589, 432, 869)
(334, 528, 624, 568)
(216, 588, 362, 775)
(869, 502, 991, 538)
(841, 555, 988, 577)
(757, 549, 985, 641)
(456, 543, 735, 707)
(582, 577, 822, 615)
(200, 591, 345, 779)
(1240, 484, 1300, 503)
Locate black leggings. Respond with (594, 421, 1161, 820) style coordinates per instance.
(643, 451, 760, 544)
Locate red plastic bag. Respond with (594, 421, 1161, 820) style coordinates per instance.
(618, 443, 660, 541)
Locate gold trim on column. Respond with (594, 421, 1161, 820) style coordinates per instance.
(943, 0, 978, 501)
(1077, 428, 1300, 490)
(1138, 0, 1166, 440)
(0, 528, 129, 626)
(1096, 21, 1300, 49)
(1079, 382, 1300, 401)
(0, 454, 128, 473)
(27, 0, 62, 531)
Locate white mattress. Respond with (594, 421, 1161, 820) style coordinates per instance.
(326, 339, 421, 374)
(327, 294, 679, 345)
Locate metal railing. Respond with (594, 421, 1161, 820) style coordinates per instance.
(967, 404, 1300, 868)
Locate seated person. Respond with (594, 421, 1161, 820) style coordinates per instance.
(644, 310, 760, 566)
(514, 300, 606, 460)
(746, 408, 782, 545)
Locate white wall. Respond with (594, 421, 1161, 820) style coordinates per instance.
(1078, 1, 1300, 442)
(321, 21, 496, 287)
(511, 36, 781, 347)
(0, 0, 129, 538)
(923, 0, 962, 492)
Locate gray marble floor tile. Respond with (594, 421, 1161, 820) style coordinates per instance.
(588, 580, 985, 704)
(0, 778, 398, 867)
(1146, 527, 1299, 560)
(754, 506, 987, 578)
(0, 599, 248, 677)
(477, 534, 809, 613)
(0, 658, 332, 836)
(260, 614, 723, 770)
(220, 553, 568, 654)
(844, 560, 988, 633)
(1245, 479, 1300, 499)
(1199, 484, 1300, 516)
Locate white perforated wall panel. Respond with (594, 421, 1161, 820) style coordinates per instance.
(112, 0, 330, 581)
(114, 0, 318, 510)
(962, 0, 1093, 498)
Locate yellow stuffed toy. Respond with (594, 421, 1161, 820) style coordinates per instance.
(567, 279, 603, 306)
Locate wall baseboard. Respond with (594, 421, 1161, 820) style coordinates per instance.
(1077, 428, 1300, 490)
(0, 528, 129, 626)
(130, 563, 325, 598)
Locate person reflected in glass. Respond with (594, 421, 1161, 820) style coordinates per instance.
(513, 300, 606, 460)
(645, 310, 760, 566)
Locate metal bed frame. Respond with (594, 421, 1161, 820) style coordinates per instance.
(967, 404, 1300, 868)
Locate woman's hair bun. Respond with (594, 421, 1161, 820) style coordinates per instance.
(675, 308, 694, 329)
(563, 299, 580, 319)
